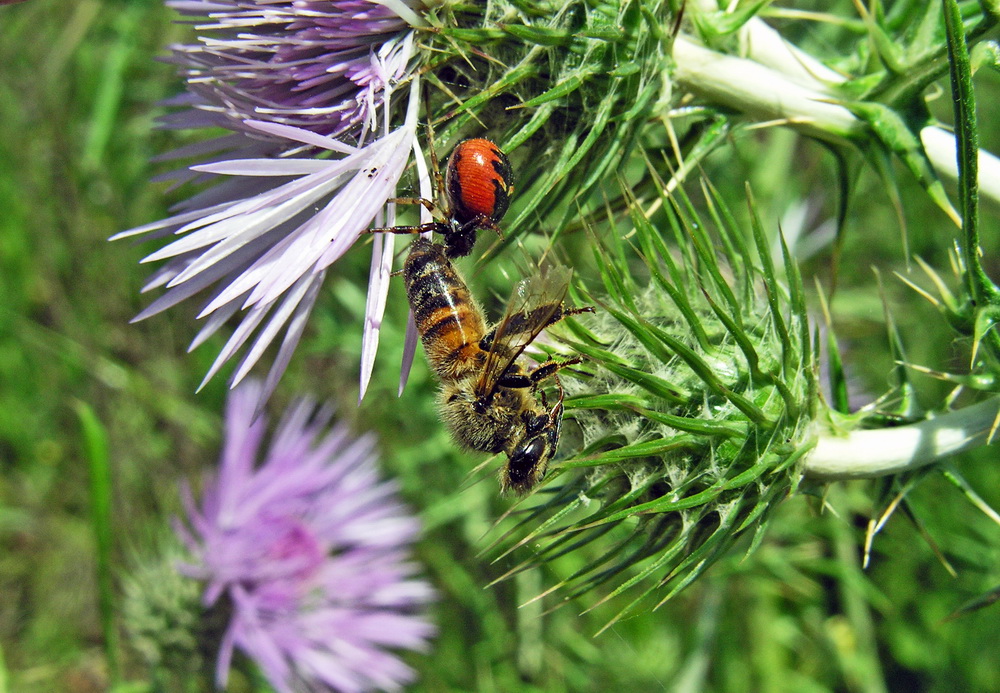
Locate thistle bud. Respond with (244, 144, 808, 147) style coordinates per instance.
(491, 184, 819, 628)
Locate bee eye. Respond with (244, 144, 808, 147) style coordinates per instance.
(509, 437, 547, 481)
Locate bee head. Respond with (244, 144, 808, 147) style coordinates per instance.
(501, 433, 552, 495)
(500, 400, 564, 495)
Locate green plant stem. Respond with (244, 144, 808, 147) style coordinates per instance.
(942, 0, 1000, 326)
(803, 397, 1000, 480)
(0, 639, 7, 693)
(944, 0, 981, 286)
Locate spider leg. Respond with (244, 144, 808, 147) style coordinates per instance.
(425, 122, 445, 202)
(367, 221, 443, 236)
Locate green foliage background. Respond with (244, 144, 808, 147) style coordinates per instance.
(0, 1, 998, 691)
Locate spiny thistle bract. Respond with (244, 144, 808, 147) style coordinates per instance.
(122, 538, 225, 684)
(486, 181, 820, 630)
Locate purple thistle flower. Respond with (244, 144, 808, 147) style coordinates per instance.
(115, 0, 429, 404)
(177, 379, 435, 692)
(164, 0, 423, 138)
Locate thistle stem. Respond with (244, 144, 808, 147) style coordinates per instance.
(671, 35, 859, 145)
(670, 23, 1000, 208)
(803, 397, 1000, 480)
(921, 126, 1000, 212)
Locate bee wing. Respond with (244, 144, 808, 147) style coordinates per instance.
(474, 263, 572, 400)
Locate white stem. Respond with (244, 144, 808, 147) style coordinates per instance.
(672, 35, 859, 144)
(920, 126, 1000, 209)
(671, 15, 1000, 208)
(737, 14, 847, 88)
(803, 398, 1000, 480)
(688, 0, 846, 90)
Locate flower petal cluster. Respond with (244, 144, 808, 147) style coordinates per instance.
(117, 0, 426, 403)
(164, 0, 422, 138)
(178, 380, 435, 692)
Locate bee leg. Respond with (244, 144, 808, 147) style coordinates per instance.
(392, 196, 439, 214)
(543, 375, 567, 419)
(526, 357, 582, 391)
(538, 381, 551, 409)
(367, 197, 444, 235)
(497, 366, 532, 389)
(423, 120, 445, 202)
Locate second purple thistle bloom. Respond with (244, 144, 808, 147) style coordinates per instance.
(177, 379, 436, 692)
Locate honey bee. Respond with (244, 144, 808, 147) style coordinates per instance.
(403, 237, 592, 494)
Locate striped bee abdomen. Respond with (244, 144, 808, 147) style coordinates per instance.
(403, 238, 487, 381)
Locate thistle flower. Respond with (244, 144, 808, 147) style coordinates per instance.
(115, 0, 426, 404)
(162, 0, 422, 139)
(175, 379, 435, 691)
(120, 0, 1000, 412)
(487, 162, 1000, 630)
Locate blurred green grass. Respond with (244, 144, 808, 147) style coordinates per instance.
(1, 1, 999, 691)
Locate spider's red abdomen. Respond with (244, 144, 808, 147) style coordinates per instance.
(445, 138, 514, 226)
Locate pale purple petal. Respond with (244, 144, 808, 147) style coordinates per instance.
(188, 297, 242, 351)
(214, 608, 238, 689)
(163, 0, 419, 137)
(193, 158, 336, 176)
(243, 119, 361, 154)
(229, 271, 317, 388)
(359, 228, 395, 401)
(198, 299, 272, 388)
(256, 271, 324, 412)
(398, 311, 419, 397)
(394, 134, 434, 396)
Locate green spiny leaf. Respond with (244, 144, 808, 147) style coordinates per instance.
(847, 100, 960, 226)
(76, 400, 121, 685)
